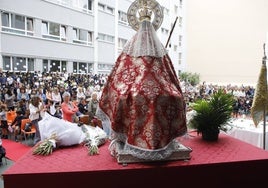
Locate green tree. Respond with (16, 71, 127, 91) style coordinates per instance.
(179, 72, 200, 86)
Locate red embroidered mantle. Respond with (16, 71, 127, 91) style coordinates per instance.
(99, 53, 187, 151)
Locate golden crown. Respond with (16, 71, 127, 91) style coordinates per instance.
(138, 0, 152, 21)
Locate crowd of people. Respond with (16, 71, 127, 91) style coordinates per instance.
(181, 81, 255, 118)
(0, 70, 256, 165)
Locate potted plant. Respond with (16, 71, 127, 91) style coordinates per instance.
(188, 89, 235, 141)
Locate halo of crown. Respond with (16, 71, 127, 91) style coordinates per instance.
(127, 0, 164, 31)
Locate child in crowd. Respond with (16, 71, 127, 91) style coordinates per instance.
(0, 104, 9, 139)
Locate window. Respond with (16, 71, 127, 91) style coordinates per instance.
(42, 59, 66, 73)
(178, 52, 182, 65)
(62, 61, 67, 72)
(2, 56, 11, 71)
(73, 28, 93, 45)
(1, 13, 9, 27)
(13, 57, 26, 72)
(79, 29, 87, 41)
(88, 32, 93, 42)
(51, 0, 93, 13)
(60, 25, 66, 41)
(73, 62, 78, 73)
(61, 0, 71, 6)
(11, 14, 25, 30)
(118, 38, 127, 49)
(88, 0, 93, 11)
(43, 60, 48, 72)
(71, 0, 88, 12)
(174, 5, 178, 14)
(88, 63, 93, 73)
(179, 35, 182, 46)
(49, 22, 60, 36)
(98, 33, 105, 40)
(98, 3, 114, 14)
(26, 18, 34, 35)
(98, 33, 114, 43)
(73, 62, 92, 74)
(106, 35, 114, 42)
(107, 6, 114, 14)
(1, 12, 34, 36)
(174, 45, 178, 52)
(50, 60, 61, 72)
(81, 0, 88, 10)
(179, 16, 183, 27)
(42, 21, 66, 41)
(118, 11, 128, 23)
(2, 56, 34, 72)
(42, 21, 48, 35)
(98, 3, 105, 11)
(78, 62, 87, 73)
(98, 64, 114, 71)
(28, 58, 34, 72)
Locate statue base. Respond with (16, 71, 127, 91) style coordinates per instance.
(114, 141, 192, 165)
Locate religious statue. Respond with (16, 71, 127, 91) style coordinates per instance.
(98, 0, 191, 163)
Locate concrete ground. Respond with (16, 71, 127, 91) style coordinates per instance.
(0, 158, 14, 188)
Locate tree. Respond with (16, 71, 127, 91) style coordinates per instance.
(179, 72, 200, 86)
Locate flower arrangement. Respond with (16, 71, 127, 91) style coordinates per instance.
(81, 124, 107, 155)
(33, 133, 57, 155)
(32, 112, 107, 156)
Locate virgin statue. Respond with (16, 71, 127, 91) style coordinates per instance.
(98, 0, 189, 162)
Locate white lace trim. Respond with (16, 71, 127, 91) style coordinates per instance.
(109, 132, 179, 161)
(122, 20, 167, 58)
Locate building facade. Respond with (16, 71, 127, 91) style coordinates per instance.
(0, 0, 185, 75)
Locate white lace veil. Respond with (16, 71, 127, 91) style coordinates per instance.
(122, 20, 167, 58)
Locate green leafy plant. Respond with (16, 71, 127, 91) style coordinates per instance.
(188, 89, 235, 140)
(179, 71, 200, 86)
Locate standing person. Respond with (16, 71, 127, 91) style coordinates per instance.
(6, 74, 14, 88)
(88, 92, 99, 118)
(0, 104, 8, 139)
(61, 92, 79, 123)
(76, 86, 86, 103)
(37, 87, 46, 104)
(29, 96, 45, 145)
(4, 88, 15, 111)
(51, 87, 62, 106)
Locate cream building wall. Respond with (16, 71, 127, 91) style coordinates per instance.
(185, 0, 268, 86)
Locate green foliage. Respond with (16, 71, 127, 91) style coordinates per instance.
(179, 72, 200, 86)
(188, 89, 235, 134)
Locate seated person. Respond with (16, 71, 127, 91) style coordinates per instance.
(16, 98, 28, 116)
(10, 110, 27, 142)
(78, 98, 88, 115)
(44, 99, 62, 119)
